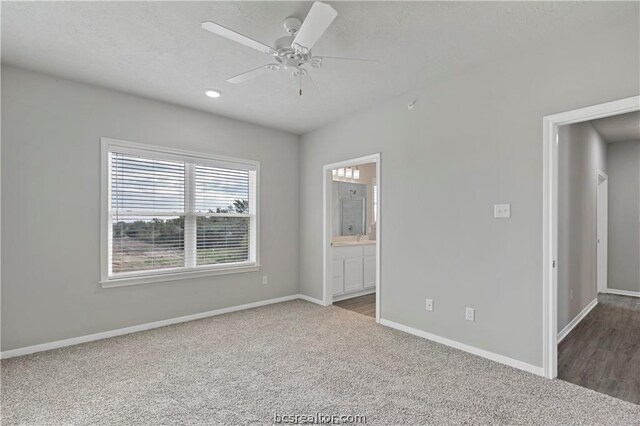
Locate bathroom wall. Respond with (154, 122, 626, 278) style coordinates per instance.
(607, 139, 640, 293)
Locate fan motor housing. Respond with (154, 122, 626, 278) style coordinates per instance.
(274, 36, 311, 67)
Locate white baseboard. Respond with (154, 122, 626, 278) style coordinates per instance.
(379, 318, 544, 377)
(0, 293, 551, 377)
(333, 287, 375, 302)
(297, 294, 326, 306)
(0, 294, 300, 359)
(557, 298, 597, 344)
(604, 288, 640, 298)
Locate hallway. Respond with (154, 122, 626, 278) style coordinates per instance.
(558, 294, 640, 404)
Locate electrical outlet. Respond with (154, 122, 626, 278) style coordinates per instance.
(262, 275, 268, 285)
(570, 289, 574, 301)
(425, 299, 434, 312)
(465, 307, 475, 322)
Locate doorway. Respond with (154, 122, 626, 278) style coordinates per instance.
(322, 154, 381, 322)
(542, 96, 640, 389)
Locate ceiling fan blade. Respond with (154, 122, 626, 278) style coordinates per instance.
(226, 64, 280, 84)
(317, 56, 379, 63)
(292, 2, 337, 54)
(202, 21, 276, 55)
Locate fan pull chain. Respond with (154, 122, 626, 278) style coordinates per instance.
(299, 74, 303, 97)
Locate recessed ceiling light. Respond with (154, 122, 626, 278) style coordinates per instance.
(205, 89, 221, 98)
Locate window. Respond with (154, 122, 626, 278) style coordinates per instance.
(101, 138, 259, 286)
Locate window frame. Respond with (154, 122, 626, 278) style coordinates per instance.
(100, 137, 260, 288)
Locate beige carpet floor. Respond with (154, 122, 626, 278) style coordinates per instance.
(1, 300, 639, 425)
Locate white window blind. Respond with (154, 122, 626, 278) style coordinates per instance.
(103, 139, 258, 284)
(194, 165, 253, 266)
(111, 153, 186, 274)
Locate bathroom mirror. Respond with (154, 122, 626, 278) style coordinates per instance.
(332, 181, 368, 237)
(340, 198, 366, 236)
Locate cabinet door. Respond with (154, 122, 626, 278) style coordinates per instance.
(363, 255, 376, 288)
(332, 259, 344, 295)
(344, 257, 364, 292)
(333, 277, 344, 295)
(332, 259, 344, 278)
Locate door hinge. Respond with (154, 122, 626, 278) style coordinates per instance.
(552, 260, 556, 268)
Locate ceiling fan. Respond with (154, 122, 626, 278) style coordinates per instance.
(201, 2, 376, 95)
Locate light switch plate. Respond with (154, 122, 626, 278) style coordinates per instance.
(262, 275, 268, 285)
(465, 307, 475, 322)
(494, 204, 511, 218)
(425, 299, 433, 312)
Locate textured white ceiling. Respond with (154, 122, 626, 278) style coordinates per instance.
(591, 111, 640, 143)
(2, 1, 637, 134)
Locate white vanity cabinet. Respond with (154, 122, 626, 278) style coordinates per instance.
(332, 243, 376, 297)
(332, 259, 345, 294)
(344, 257, 364, 292)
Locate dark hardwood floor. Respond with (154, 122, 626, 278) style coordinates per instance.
(558, 293, 640, 405)
(334, 293, 376, 318)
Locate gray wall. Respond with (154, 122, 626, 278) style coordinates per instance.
(299, 23, 639, 367)
(607, 139, 640, 293)
(557, 122, 606, 332)
(1, 66, 300, 351)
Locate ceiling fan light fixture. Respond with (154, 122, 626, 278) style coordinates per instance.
(205, 89, 222, 98)
(283, 17, 302, 35)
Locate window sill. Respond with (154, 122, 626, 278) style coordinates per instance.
(100, 264, 261, 288)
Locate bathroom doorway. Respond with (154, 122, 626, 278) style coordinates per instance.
(322, 154, 381, 321)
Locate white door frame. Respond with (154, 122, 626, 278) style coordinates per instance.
(596, 170, 608, 294)
(322, 153, 381, 322)
(542, 95, 639, 379)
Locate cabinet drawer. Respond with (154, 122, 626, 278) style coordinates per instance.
(363, 244, 376, 256)
(333, 245, 363, 259)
